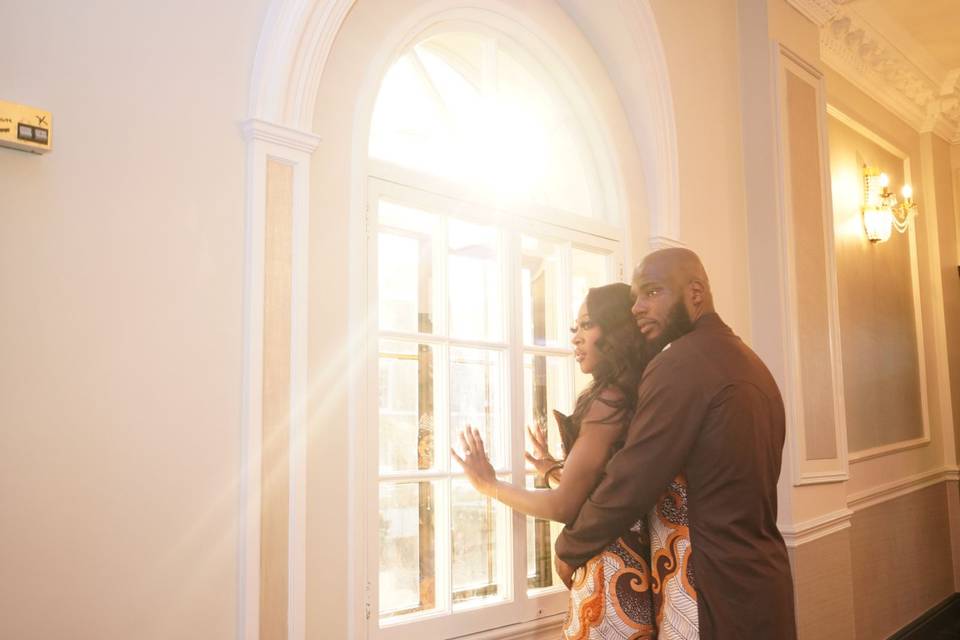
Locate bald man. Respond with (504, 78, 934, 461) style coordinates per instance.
(555, 248, 797, 639)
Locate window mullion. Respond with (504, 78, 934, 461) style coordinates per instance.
(435, 213, 452, 615)
(503, 228, 527, 608)
(435, 468, 452, 615)
(368, 189, 382, 633)
(435, 214, 450, 473)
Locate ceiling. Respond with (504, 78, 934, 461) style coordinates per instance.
(855, 0, 960, 76)
(791, 0, 960, 142)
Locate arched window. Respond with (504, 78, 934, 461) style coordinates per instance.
(368, 21, 625, 639)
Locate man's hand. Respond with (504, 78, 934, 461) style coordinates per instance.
(554, 555, 576, 589)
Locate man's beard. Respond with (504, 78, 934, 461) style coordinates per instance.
(641, 300, 695, 361)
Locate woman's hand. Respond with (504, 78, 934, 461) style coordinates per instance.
(524, 424, 560, 480)
(451, 426, 498, 497)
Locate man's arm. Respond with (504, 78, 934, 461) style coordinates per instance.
(555, 352, 709, 568)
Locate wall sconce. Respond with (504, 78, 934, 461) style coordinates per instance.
(862, 166, 918, 243)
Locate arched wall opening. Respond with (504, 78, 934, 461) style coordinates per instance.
(240, 1, 679, 638)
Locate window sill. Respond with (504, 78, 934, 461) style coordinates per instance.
(450, 613, 565, 640)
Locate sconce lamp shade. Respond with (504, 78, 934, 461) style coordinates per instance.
(863, 207, 893, 242)
(861, 165, 918, 243)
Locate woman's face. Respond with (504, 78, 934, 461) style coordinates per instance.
(571, 301, 603, 374)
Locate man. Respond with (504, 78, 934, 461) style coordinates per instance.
(555, 248, 796, 639)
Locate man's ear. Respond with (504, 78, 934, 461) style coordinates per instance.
(687, 279, 706, 307)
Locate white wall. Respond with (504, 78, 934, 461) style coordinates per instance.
(650, 0, 752, 339)
(0, 1, 269, 638)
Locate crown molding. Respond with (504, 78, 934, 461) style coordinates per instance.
(788, 0, 960, 143)
(785, 0, 842, 27)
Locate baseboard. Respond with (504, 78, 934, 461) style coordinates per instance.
(888, 593, 960, 639)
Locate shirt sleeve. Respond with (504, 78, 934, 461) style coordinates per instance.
(555, 350, 709, 567)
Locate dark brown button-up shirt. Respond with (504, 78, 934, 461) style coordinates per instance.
(556, 313, 796, 639)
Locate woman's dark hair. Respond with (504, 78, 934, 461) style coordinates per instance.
(563, 282, 645, 449)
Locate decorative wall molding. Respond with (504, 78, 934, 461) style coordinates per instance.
(781, 466, 960, 546)
(241, 118, 322, 153)
(787, 0, 960, 143)
(239, 116, 318, 640)
(847, 465, 960, 512)
(772, 43, 850, 487)
(779, 508, 853, 548)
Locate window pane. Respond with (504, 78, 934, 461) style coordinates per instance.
(369, 33, 605, 219)
(379, 481, 439, 619)
(450, 347, 505, 468)
(525, 474, 563, 592)
(521, 236, 565, 347)
(522, 353, 570, 462)
(379, 340, 438, 473)
(570, 247, 610, 312)
(369, 33, 483, 182)
(378, 200, 440, 333)
(451, 478, 508, 608)
(448, 219, 502, 341)
(571, 248, 610, 394)
(494, 47, 593, 215)
(522, 353, 568, 593)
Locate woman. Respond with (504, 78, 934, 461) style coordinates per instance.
(453, 283, 662, 639)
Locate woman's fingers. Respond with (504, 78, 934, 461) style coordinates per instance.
(526, 424, 540, 444)
(528, 424, 549, 456)
(468, 426, 486, 458)
(451, 447, 465, 466)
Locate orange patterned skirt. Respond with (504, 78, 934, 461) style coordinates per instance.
(648, 474, 698, 640)
(561, 474, 698, 640)
(562, 519, 656, 640)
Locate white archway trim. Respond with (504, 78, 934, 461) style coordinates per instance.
(248, 0, 680, 240)
(558, 0, 681, 242)
(248, 0, 356, 126)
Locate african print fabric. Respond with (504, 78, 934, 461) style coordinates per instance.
(648, 474, 698, 640)
(562, 519, 656, 640)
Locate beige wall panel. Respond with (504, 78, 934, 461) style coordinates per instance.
(933, 139, 960, 465)
(827, 116, 924, 453)
(850, 483, 955, 639)
(261, 159, 294, 640)
(949, 481, 960, 592)
(785, 70, 838, 461)
(788, 528, 855, 640)
(955, 162, 960, 465)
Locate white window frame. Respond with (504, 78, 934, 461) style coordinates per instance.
(364, 166, 624, 640)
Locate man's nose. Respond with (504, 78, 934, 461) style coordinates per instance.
(631, 298, 645, 317)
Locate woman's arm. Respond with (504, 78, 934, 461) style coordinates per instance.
(452, 389, 624, 525)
